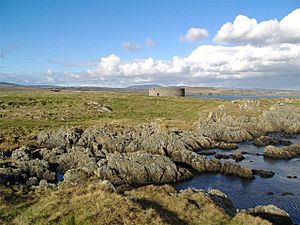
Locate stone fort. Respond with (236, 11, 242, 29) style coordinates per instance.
(148, 87, 185, 97)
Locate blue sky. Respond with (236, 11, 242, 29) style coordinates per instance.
(1, 0, 300, 89)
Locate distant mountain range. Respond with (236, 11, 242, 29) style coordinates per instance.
(0, 82, 20, 87)
(126, 84, 163, 89)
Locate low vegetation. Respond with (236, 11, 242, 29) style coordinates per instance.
(0, 182, 271, 225)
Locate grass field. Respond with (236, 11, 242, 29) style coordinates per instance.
(0, 87, 224, 151)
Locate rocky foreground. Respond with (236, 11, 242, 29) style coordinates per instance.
(0, 100, 299, 224)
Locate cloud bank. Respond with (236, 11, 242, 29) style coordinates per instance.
(214, 8, 300, 45)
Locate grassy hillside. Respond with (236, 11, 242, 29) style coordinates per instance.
(0, 182, 271, 225)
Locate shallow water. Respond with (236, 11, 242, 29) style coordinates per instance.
(176, 134, 300, 224)
(187, 94, 300, 100)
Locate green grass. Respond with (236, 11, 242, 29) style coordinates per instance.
(0, 87, 222, 151)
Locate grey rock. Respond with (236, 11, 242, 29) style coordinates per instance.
(99, 180, 116, 192)
(245, 204, 292, 225)
(37, 127, 83, 148)
(252, 169, 275, 178)
(221, 162, 254, 179)
(264, 144, 300, 160)
(230, 152, 245, 162)
(254, 136, 292, 147)
(96, 151, 192, 186)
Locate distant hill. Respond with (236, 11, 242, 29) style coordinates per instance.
(126, 84, 162, 89)
(0, 82, 20, 87)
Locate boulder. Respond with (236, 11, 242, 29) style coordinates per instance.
(215, 154, 231, 160)
(221, 162, 254, 179)
(252, 169, 275, 178)
(253, 136, 292, 147)
(37, 127, 83, 148)
(264, 144, 300, 160)
(230, 152, 245, 162)
(245, 204, 292, 225)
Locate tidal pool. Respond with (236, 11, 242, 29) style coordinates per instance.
(176, 134, 300, 224)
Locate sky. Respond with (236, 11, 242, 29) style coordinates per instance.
(0, 0, 300, 89)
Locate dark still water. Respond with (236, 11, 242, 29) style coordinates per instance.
(186, 94, 300, 100)
(176, 134, 300, 224)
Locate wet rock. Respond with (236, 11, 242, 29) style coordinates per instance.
(253, 136, 292, 147)
(198, 150, 216, 155)
(214, 142, 238, 150)
(220, 162, 254, 179)
(264, 144, 300, 160)
(230, 152, 245, 162)
(169, 149, 222, 173)
(252, 169, 275, 178)
(245, 204, 293, 225)
(215, 154, 230, 160)
(280, 133, 294, 139)
(281, 192, 294, 196)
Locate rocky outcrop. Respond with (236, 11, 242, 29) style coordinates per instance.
(252, 169, 275, 178)
(230, 152, 245, 162)
(96, 152, 192, 186)
(1, 146, 55, 184)
(264, 144, 300, 160)
(214, 152, 245, 162)
(254, 136, 292, 147)
(245, 204, 293, 225)
(169, 149, 253, 179)
(220, 162, 254, 179)
(37, 127, 83, 148)
(196, 101, 300, 143)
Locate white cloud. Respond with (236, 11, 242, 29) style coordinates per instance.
(122, 42, 142, 51)
(180, 28, 208, 42)
(87, 43, 299, 85)
(214, 8, 300, 45)
(145, 38, 155, 47)
(47, 69, 54, 82)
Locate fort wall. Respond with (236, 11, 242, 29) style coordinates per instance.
(148, 88, 185, 97)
